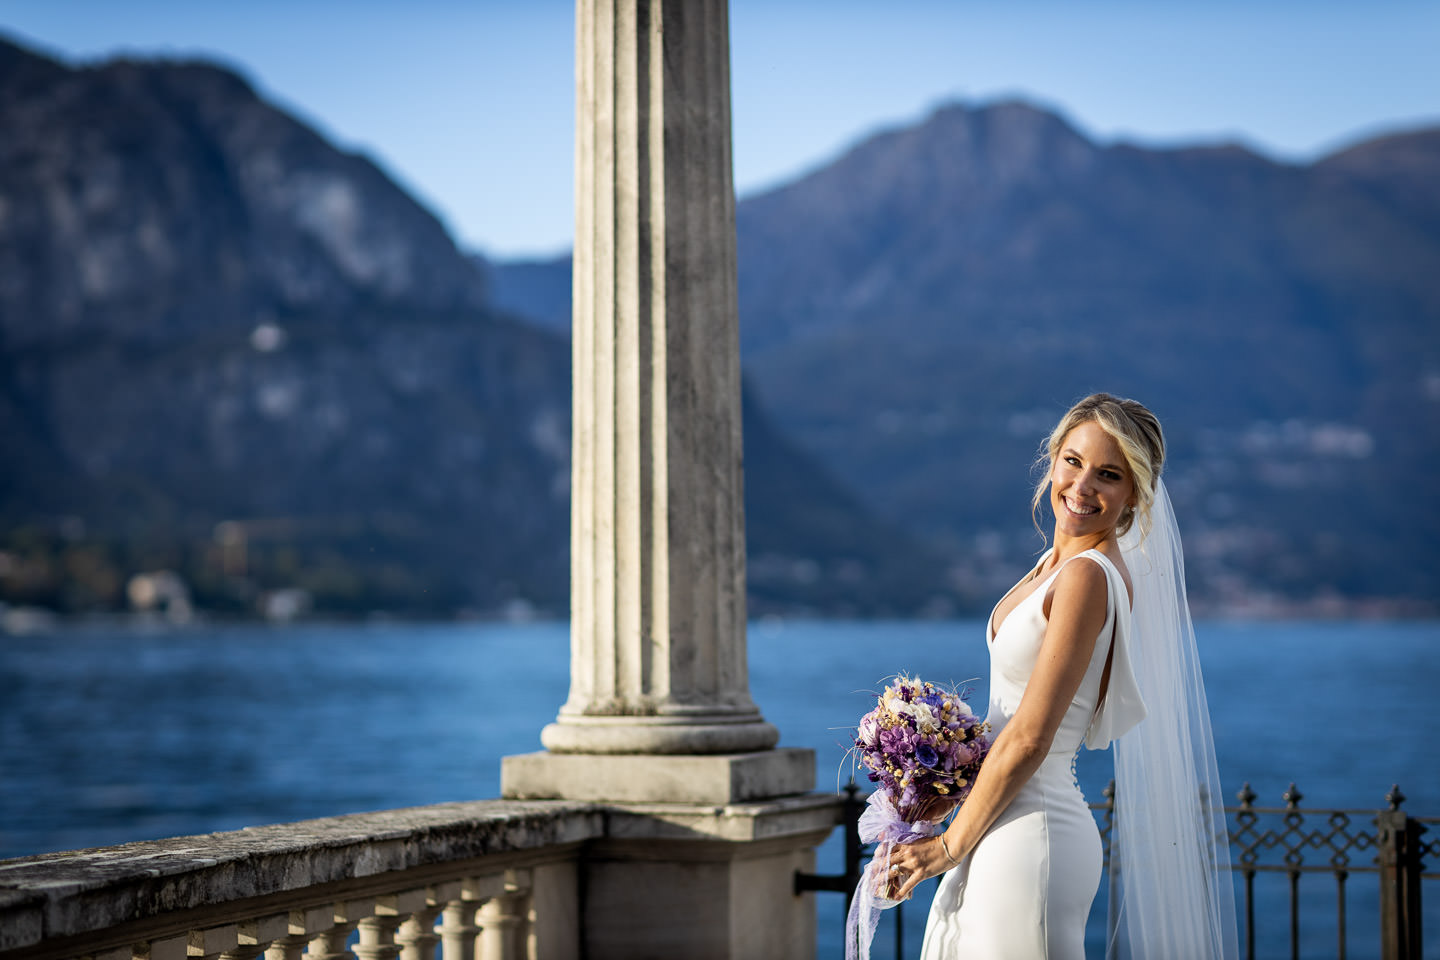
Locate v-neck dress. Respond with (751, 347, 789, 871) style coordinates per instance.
(920, 549, 1140, 960)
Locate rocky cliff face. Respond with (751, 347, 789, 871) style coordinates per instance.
(492, 101, 1440, 614)
(0, 40, 486, 351)
(0, 37, 952, 618)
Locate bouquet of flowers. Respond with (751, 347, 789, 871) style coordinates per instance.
(855, 675, 990, 817)
(846, 675, 990, 960)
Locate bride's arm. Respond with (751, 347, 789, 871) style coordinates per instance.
(889, 556, 1109, 900)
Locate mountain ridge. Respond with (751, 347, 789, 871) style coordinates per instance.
(491, 97, 1440, 614)
(0, 35, 955, 619)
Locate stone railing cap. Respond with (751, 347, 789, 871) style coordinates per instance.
(0, 799, 604, 951)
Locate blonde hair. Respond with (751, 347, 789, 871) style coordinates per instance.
(1030, 393, 1166, 541)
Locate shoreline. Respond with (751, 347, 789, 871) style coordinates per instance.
(2, 602, 1436, 637)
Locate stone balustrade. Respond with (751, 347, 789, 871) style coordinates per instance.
(0, 794, 841, 960)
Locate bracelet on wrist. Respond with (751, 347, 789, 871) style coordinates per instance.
(940, 832, 960, 865)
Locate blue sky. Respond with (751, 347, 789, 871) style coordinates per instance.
(4, 0, 1437, 257)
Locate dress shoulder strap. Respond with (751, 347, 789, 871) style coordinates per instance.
(1050, 549, 1120, 614)
(1080, 548, 1148, 750)
(1074, 547, 1119, 580)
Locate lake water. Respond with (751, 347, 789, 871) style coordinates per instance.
(2, 619, 1437, 958)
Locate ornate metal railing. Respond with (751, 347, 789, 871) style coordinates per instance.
(804, 781, 1434, 960)
(1209, 782, 1434, 960)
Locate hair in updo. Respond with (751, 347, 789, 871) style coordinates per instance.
(1030, 393, 1166, 541)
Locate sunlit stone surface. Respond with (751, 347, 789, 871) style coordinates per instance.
(496, 3, 839, 956)
(535, 0, 777, 759)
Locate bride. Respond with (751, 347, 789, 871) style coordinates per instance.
(885, 394, 1238, 959)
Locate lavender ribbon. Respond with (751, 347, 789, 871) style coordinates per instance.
(845, 791, 939, 960)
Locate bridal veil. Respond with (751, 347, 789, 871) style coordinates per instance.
(1099, 478, 1239, 960)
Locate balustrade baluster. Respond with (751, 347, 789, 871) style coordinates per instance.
(437, 903, 478, 960)
(267, 935, 314, 960)
(353, 917, 402, 960)
(358, 892, 429, 960)
(397, 906, 442, 960)
(305, 923, 356, 960)
(474, 898, 525, 960)
(267, 908, 332, 960)
(509, 869, 534, 960)
(476, 871, 531, 960)
(307, 901, 373, 960)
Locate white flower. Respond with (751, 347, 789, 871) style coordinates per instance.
(858, 714, 881, 746)
(911, 701, 940, 734)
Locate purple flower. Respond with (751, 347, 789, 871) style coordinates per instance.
(879, 726, 908, 753)
(853, 675, 991, 822)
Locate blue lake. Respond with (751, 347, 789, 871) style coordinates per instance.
(2, 619, 1437, 958)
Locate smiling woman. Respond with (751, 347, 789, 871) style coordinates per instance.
(1031, 394, 1165, 545)
(883, 393, 1237, 960)
(1049, 421, 1138, 537)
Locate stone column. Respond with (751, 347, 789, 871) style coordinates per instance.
(501, 4, 841, 955)
(504, 0, 815, 806)
(549, 0, 772, 758)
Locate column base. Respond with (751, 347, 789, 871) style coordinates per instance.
(501, 748, 815, 804)
(539, 713, 779, 755)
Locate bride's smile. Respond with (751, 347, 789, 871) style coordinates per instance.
(1048, 421, 1134, 540)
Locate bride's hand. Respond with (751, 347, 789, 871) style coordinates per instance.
(910, 794, 959, 825)
(886, 833, 958, 901)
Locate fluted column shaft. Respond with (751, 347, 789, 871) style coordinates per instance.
(542, 0, 776, 755)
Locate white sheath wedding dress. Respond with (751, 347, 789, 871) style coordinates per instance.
(920, 548, 1143, 960)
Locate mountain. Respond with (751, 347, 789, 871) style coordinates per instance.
(0, 36, 955, 619)
(490, 101, 1440, 614)
(1314, 127, 1440, 234)
(0, 40, 488, 350)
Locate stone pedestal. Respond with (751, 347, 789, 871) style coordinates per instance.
(502, 748, 815, 804)
(580, 796, 839, 960)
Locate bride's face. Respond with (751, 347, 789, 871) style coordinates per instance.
(1049, 421, 1136, 539)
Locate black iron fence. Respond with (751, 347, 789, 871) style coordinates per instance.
(799, 781, 1435, 960)
(1215, 782, 1434, 960)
